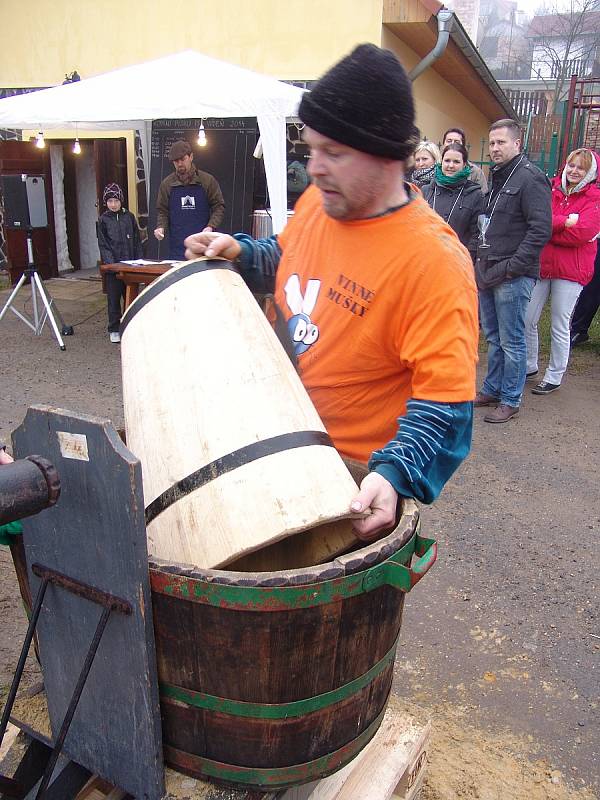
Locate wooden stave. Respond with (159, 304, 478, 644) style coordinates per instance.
(121, 258, 363, 570)
(148, 498, 419, 586)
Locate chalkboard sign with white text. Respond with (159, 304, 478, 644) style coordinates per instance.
(147, 118, 258, 259)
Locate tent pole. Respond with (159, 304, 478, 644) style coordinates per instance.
(257, 113, 288, 235)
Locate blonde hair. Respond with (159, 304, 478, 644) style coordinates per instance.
(414, 140, 441, 164)
(567, 148, 594, 173)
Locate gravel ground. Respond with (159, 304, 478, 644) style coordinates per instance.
(0, 275, 598, 799)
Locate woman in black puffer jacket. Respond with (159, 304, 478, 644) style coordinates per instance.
(422, 143, 483, 257)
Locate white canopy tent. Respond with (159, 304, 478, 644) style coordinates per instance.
(0, 50, 306, 233)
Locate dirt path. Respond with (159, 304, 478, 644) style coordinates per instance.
(393, 357, 600, 798)
(0, 276, 598, 799)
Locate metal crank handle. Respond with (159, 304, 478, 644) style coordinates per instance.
(0, 456, 60, 525)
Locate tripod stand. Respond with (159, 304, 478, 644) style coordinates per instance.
(0, 227, 73, 350)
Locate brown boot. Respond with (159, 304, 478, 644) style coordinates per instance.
(474, 392, 499, 407)
(484, 403, 519, 423)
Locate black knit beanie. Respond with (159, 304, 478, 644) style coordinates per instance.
(299, 44, 418, 161)
(103, 183, 124, 205)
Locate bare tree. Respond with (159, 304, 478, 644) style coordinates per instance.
(528, 0, 600, 113)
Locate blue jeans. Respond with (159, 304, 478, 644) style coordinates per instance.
(479, 276, 535, 407)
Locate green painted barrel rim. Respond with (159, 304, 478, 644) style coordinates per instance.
(160, 634, 398, 719)
(164, 704, 387, 788)
(150, 532, 436, 611)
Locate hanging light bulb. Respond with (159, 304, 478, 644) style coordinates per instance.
(197, 120, 207, 147)
(35, 131, 45, 149)
(72, 137, 81, 155)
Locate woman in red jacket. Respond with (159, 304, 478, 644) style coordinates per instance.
(525, 148, 600, 394)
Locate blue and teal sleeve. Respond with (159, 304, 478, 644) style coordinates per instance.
(233, 234, 282, 279)
(369, 399, 473, 504)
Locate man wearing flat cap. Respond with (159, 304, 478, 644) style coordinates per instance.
(185, 44, 479, 540)
(154, 139, 225, 261)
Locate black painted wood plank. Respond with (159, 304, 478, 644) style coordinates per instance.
(13, 406, 165, 800)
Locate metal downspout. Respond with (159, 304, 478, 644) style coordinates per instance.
(408, 8, 454, 82)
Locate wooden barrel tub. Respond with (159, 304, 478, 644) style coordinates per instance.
(148, 499, 436, 791)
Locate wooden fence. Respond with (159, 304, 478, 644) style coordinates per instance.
(505, 89, 548, 119)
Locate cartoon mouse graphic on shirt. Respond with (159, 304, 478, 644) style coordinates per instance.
(284, 274, 321, 356)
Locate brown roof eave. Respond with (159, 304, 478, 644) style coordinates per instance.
(384, 7, 515, 119)
(420, 0, 444, 16)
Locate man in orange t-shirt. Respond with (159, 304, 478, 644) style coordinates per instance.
(185, 44, 479, 541)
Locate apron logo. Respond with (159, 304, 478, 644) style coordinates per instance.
(181, 195, 196, 209)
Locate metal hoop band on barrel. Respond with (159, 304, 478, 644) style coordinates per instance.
(144, 430, 335, 525)
(162, 705, 387, 789)
(160, 635, 398, 719)
(120, 258, 237, 334)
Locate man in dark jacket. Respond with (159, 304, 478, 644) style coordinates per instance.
(153, 139, 225, 261)
(474, 119, 552, 423)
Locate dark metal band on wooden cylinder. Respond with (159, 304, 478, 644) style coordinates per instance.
(145, 430, 334, 525)
(120, 259, 237, 334)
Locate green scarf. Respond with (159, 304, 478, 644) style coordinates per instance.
(434, 162, 471, 187)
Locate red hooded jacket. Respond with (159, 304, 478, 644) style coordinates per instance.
(540, 151, 600, 285)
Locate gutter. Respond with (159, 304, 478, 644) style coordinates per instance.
(405, 6, 516, 119)
(409, 8, 454, 81)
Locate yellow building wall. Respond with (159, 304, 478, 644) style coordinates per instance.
(381, 29, 493, 163)
(0, 0, 383, 87)
(2, 3, 499, 217)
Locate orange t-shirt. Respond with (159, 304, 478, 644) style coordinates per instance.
(275, 185, 479, 462)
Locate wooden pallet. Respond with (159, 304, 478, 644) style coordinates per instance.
(4, 692, 429, 800)
(75, 776, 127, 800)
(277, 699, 430, 800)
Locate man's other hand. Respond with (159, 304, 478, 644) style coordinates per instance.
(154, 227, 165, 240)
(184, 232, 242, 261)
(350, 472, 398, 541)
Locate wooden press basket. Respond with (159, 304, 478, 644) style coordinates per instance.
(148, 498, 437, 791)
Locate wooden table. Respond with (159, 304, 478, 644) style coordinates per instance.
(100, 262, 176, 309)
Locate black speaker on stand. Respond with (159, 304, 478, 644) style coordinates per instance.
(0, 174, 73, 350)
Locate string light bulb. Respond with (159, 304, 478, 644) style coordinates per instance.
(197, 120, 207, 147)
(72, 138, 81, 155)
(35, 131, 45, 149)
